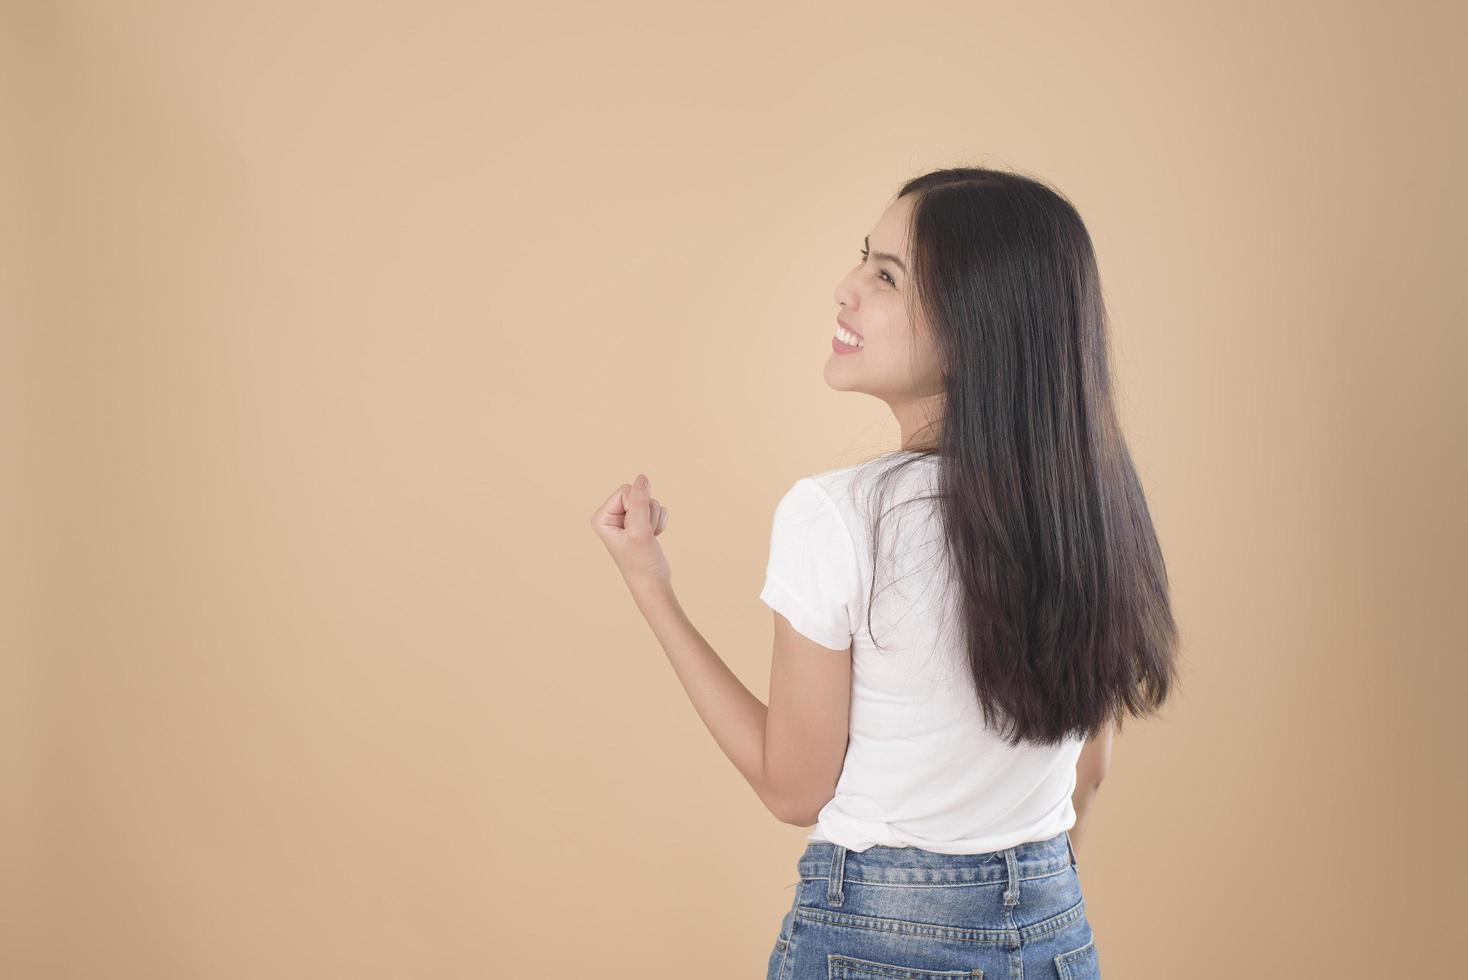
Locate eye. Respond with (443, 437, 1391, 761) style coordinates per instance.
(859, 249, 896, 286)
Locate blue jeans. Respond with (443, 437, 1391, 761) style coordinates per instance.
(766, 829, 1099, 979)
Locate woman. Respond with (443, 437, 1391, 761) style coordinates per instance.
(592, 166, 1178, 979)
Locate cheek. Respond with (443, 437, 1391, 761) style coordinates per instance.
(874, 320, 916, 357)
(864, 308, 903, 350)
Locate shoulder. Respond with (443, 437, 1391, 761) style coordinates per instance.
(772, 465, 867, 540)
(770, 472, 849, 532)
(765, 469, 869, 581)
(792, 452, 939, 527)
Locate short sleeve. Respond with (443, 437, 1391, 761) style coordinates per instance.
(759, 477, 861, 651)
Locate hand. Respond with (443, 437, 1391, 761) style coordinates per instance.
(591, 473, 672, 588)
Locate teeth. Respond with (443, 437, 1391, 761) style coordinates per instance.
(837, 326, 864, 347)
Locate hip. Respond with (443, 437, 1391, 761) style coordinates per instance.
(766, 828, 1099, 980)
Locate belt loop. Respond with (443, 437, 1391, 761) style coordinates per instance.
(1001, 845, 1020, 909)
(827, 844, 847, 907)
(1065, 829, 1078, 871)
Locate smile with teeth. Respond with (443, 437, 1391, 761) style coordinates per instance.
(836, 325, 864, 347)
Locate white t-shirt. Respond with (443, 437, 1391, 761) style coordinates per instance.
(759, 454, 1085, 854)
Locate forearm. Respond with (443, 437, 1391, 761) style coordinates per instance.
(626, 576, 782, 816)
(1069, 777, 1102, 852)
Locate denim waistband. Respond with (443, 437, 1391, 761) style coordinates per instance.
(796, 828, 1076, 911)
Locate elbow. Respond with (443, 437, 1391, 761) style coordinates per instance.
(768, 798, 806, 827)
(782, 807, 817, 828)
(1073, 773, 1105, 813)
(786, 798, 833, 827)
(774, 795, 825, 828)
(1077, 764, 1108, 796)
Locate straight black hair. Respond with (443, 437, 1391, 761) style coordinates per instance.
(858, 166, 1179, 747)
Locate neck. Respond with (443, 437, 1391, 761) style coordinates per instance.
(893, 394, 944, 451)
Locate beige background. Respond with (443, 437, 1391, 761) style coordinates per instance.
(4, 1, 1464, 976)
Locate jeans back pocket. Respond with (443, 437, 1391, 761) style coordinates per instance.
(1054, 936, 1099, 979)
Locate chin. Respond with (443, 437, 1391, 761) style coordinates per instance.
(823, 367, 863, 393)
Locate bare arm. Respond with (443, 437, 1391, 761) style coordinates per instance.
(624, 578, 788, 819)
(1069, 719, 1114, 854)
(593, 473, 868, 828)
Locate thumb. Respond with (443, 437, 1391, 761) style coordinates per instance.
(624, 473, 652, 531)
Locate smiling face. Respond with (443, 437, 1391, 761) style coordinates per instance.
(826, 193, 946, 443)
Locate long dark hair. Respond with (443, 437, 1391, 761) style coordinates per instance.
(858, 166, 1179, 747)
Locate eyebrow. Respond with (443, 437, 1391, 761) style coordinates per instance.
(864, 235, 907, 275)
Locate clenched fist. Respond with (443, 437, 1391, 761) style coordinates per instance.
(591, 473, 672, 588)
